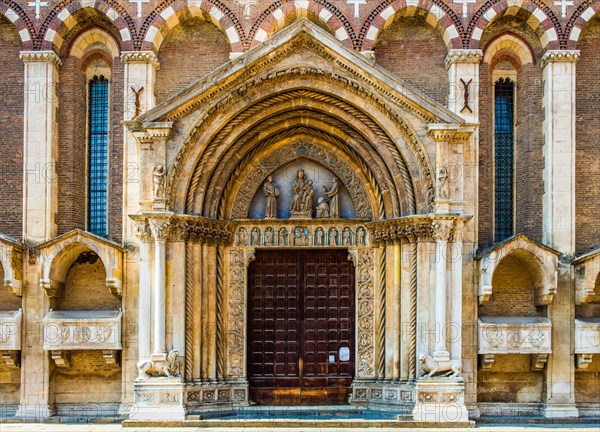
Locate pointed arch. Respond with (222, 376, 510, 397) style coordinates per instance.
(140, 0, 244, 53)
(467, 0, 561, 49)
(359, 0, 463, 51)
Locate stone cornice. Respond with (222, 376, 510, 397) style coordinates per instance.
(130, 214, 235, 245)
(120, 51, 160, 70)
(127, 121, 173, 143)
(445, 49, 483, 69)
(427, 124, 476, 143)
(19, 50, 62, 67)
(367, 214, 469, 245)
(541, 50, 580, 69)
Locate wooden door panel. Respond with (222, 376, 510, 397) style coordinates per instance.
(248, 249, 354, 404)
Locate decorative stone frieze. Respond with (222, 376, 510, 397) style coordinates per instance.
(184, 382, 249, 408)
(445, 49, 483, 69)
(573, 248, 600, 304)
(368, 215, 468, 245)
(540, 50, 580, 69)
(0, 235, 24, 296)
(574, 319, 600, 369)
(120, 51, 160, 70)
(130, 379, 186, 420)
(0, 309, 22, 367)
(131, 215, 235, 245)
(476, 235, 560, 305)
(19, 50, 62, 67)
(354, 249, 376, 379)
(351, 381, 414, 409)
(478, 317, 552, 370)
(43, 309, 122, 366)
(413, 378, 468, 422)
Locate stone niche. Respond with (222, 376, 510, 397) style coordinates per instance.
(43, 309, 122, 367)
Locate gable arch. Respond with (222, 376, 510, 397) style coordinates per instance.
(69, 27, 120, 59)
(359, 0, 463, 51)
(247, 0, 355, 49)
(467, 0, 561, 49)
(166, 72, 436, 219)
(140, 0, 244, 53)
(0, 3, 34, 48)
(483, 33, 535, 68)
(38, 1, 134, 52)
(566, 3, 600, 48)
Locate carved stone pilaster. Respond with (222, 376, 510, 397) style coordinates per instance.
(445, 49, 483, 69)
(355, 249, 375, 379)
(540, 50, 580, 69)
(120, 51, 160, 70)
(226, 249, 247, 377)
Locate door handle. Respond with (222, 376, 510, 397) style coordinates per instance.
(299, 357, 304, 378)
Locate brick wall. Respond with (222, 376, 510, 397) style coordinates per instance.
(109, 60, 124, 242)
(478, 354, 544, 403)
(575, 18, 600, 255)
(156, 17, 231, 103)
(0, 18, 24, 239)
(479, 254, 543, 317)
(478, 17, 545, 247)
(56, 255, 121, 310)
(57, 57, 87, 234)
(374, 16, 448, 106)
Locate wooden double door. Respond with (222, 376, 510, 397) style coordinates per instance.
(248, 249, 355, 405)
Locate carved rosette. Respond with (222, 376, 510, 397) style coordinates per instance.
(355, 249, 376, 378)
(227, 250, 246, 377)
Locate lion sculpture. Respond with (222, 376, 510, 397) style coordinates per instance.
(136, 350, 180, 379)
(419, 353, 462, 378)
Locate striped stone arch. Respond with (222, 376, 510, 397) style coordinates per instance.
(358, 0, 464, 51)
(466, 0, 561, 50)
(37, 0, 135, 52)
(0, 1, 35, 49)
(565, 0, 600, 49)
(246, 0, 356, 50)
(140, 0, 245, 53)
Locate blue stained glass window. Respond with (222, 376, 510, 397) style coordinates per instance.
(88, 76, 109, 237)
(494, 78, 514, 242)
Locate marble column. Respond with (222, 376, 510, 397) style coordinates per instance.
(149, 218, 171, 356)
(16, 51, 61, 420)
(541, 50, 580, 419)
(432, 220, 453, 361)
(137, 225, 153, 360)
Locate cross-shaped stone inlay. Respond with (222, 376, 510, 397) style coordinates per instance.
(235, 0, 258, 20)
(454, 0, 476, 18)
(347, 0, 367, 19)
(554, 0, 573, 17)
(28, 0, 48, 20)
(130, 0, 149, 18)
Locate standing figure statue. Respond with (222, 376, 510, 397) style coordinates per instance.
(290, 169, 307, 213)
(263, 175, 279, 219)
(302, 181, 314, 213)
(153, 165, 166, 198)
(437, 166, 449, 200)
(324, 177, 339, 218)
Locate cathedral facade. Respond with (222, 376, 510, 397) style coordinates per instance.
(0, 0, 599, 423)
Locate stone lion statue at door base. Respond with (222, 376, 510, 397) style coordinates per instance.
(136, 350, 180, 379)
(419, 353, 462, 378)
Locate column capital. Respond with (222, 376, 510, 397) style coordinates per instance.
(19, 50, 62, 67)
(431, 220, 453, 242)
(445, 49, 483, 69)
(541, 50, 580, 68)
(120, 51, 159, 70)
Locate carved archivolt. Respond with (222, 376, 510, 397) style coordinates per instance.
(354, 249, 376, 378)
(229, 142, 373, 220)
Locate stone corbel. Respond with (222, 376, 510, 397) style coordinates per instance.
(104, 250, 123, 299)
(1, 351, 20, 367)
(479, 354, 495, 370)
(106, 278, 122, 299)
(576, 354, 593, 370)
(103, 350, 120, 366)
(51, 350, 70, 368)
(2, 245, 24, 297)
(534, 280, 557, 306)
(478, 255, 493, 304)
(531, 353, 548, 371)
(40, 278, 64, 298)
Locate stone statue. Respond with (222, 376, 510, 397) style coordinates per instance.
(324, 177, 339, 218)
(342, 228, 352, 245)
(237, 228, 247, 246)
(153, 165, 166, 198)
(251, 228, 261, 246)
(290, 169, 307, 213)
(302, 181, 314, 212)
(315, 228, 325, 246)
(264, 228, 274, 245)
(356, 228, 366, 246)
(329, 228, 339, 246)
(279, 227, 288, 245)
(263, 176, 279, 219)
(437, 166, 448, 200)
(316, 197, 330, 218)
(136, 350, 180, 379)
(419, 353, 462, 378)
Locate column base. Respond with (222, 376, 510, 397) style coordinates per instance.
(544, 404, 579, 418)
(130, 378, 186, 421)
(412, 377, 468, 422)
(350, 380, 415, 410)
(15, 404, 56, 420)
